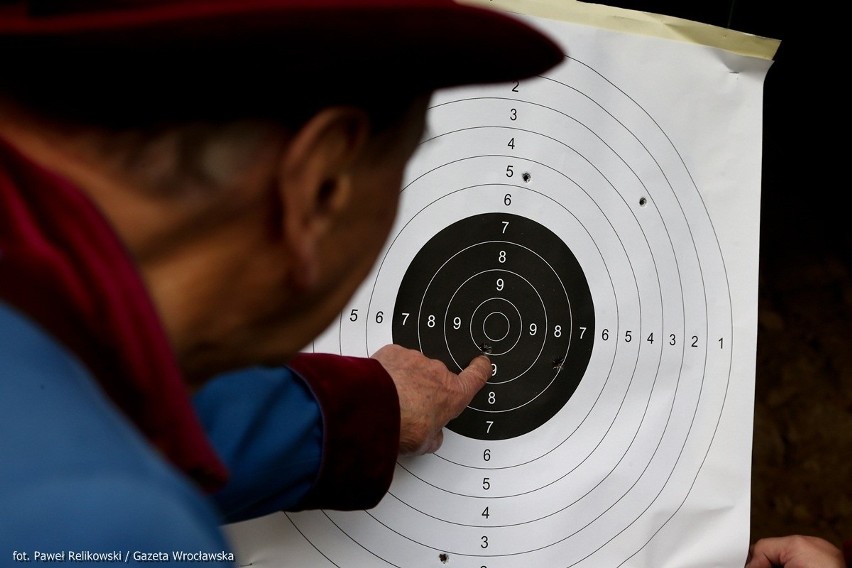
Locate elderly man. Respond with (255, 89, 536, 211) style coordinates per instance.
(0, 0, 561, 559)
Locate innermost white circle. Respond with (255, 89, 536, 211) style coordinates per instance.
(482, 311, 511, 342)
(465, 294, 526, 360)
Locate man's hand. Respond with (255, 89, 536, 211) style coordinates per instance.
(371, 344, 491, 455)
(746, 535, 845, 568)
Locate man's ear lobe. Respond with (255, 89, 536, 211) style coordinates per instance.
(277, 106, 371, 289)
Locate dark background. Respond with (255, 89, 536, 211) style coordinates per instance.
(588, 0, 852, 551)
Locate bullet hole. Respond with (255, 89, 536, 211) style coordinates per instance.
(639, 196, 648, 207)
(479, 342, 493, 354)
(552, 355, 565, 371)
(522, 172, 532, 183)
(439, 553, 450, 563)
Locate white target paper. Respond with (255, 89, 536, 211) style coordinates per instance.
(226, 5, 776, 567)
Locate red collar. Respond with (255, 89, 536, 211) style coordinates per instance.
(0, 137, 228, 492)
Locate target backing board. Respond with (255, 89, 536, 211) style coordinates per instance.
(226, 4, 777, 567)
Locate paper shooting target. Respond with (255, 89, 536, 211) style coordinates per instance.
(282, 55, 735, 567)
(224, 11, 775, 566)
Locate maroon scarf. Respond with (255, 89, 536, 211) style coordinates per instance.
(0, 137, 227, 491)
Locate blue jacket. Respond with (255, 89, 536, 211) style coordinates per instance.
(1, 302, 233, 562)
(0, 301, 398, 564)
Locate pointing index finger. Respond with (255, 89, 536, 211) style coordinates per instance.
(458, 354, 492, 393)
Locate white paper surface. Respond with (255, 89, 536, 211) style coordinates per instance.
(225, 10, 772, 568)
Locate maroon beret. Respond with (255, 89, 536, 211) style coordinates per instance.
(0, 0, 563, 92)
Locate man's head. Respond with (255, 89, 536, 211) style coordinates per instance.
(0, 0, 562, 384)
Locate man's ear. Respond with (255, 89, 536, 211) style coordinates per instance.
(277, 106, 371, 290)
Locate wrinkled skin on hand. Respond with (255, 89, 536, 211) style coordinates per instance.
(371, 344, 491, 455)
(746, 535, 845, 568)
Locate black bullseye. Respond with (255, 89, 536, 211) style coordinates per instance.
(393, 213, 595, 440)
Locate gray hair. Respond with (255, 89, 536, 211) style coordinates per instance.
(101, 120, 278, 195)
